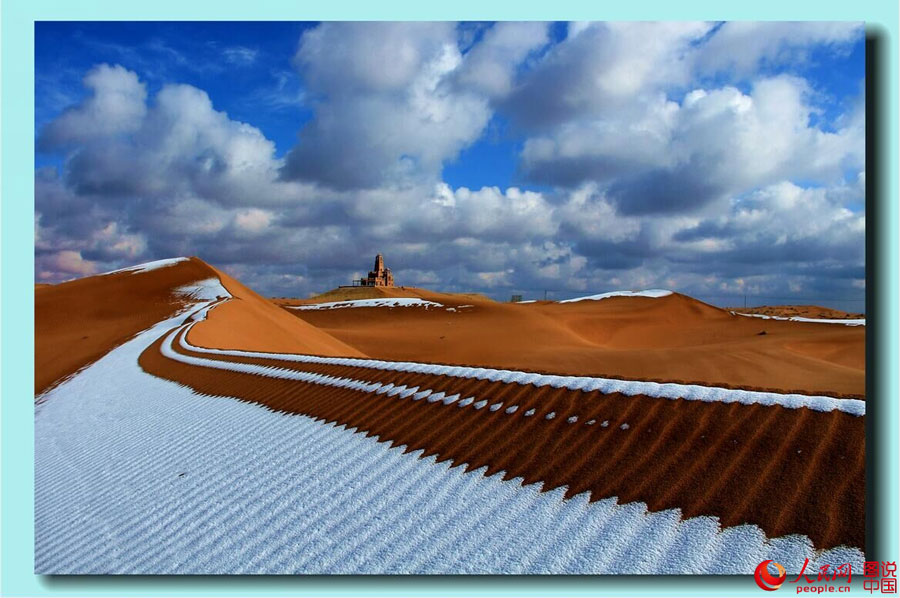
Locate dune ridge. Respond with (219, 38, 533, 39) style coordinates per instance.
(140, 317, 865, 551)
(37, 305, 862, 573)
(187, 265, 367, 357)
(34, 256, 219, 395)
(283, 291, 865, 397)
(35, 257, 367, 396)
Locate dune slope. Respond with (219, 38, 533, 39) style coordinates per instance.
(188, 267, 367, 357)
(139, 320, 865, 551)
(37, 303, 862, 573)
(284, 292, 865, 397)
(35, 258, 366, 396)
(34, 257, 219, 395)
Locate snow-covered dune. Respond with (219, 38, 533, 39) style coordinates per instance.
(175, 329, 864, 416)
(101, 257, 190, 276)
(35, 282, 864, 573)
(35, 300, 862, 573)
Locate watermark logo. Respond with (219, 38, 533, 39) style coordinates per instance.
(755, 560, 788, 591)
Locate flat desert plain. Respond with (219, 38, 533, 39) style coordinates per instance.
(35, 257, 865, 574)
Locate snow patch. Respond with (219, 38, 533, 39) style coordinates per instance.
(559, 289, 673, 303)
(289, 298, 443, 311)
(732, 312, 865, 327)
(175, 278, 229, 303)
(102, 257, 190, 276)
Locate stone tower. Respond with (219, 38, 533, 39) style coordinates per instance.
(360, 253, 394, 287)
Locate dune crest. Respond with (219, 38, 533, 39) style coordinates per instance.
(34, 257, 366, 396)
(187, 265, 367, 357)
(34, 256, 219, 395)
(285, 290, 865, 397)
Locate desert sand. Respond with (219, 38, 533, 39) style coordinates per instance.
(187, 265, 366, 357)
(34, 257, 216, 394)
(276, 290, 865, 397)
(139, 321, 864, 550)
(36, 257, 867, 562)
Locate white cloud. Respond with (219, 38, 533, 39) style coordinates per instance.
(453, 22, 550, 98)
(43, 70, 288, 207)
(234, 208, 273, 234)
(521, 75, 863, 214)
(34, 23, 866, 309)
(282, 22, 495, 190)
(503, 22, 712, 128)
(223, 46, 259, 66)
(38, 250, 98, 280)
(38, 64, 147, 150)
(694, 22, 864, 76)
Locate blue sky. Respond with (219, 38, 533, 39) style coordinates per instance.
(35, 21, 865, 310)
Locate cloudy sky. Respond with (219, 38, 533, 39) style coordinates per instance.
(35, 21, 865, 310)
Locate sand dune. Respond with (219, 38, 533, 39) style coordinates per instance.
(732, 305, 864, 320)
(187, 265, 366, 357)
(275, 285, 494, 307)
(38, 305, 861, 573)
(35, 258, 365, 396)
(139, 321, 865, 551)
(283, 291, 865, 397)
(35, 259, 867, 572)
(34, 257, 219, 394)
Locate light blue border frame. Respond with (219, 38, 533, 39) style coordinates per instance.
(3, 1, 897, 596)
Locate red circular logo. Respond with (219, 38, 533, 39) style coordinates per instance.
(755, 560, 787, 591)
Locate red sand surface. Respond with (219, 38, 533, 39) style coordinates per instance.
(281, 291, 865, 397)
(34, 257, 216, 395)
(187, 266, 367, 358)
(140, 325, 865, 551)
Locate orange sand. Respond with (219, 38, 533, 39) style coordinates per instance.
(34, 257, 216, 394)
(187, 266, 367, 358)
(141, 326, 865, 550)
(283, 291, 865, 397)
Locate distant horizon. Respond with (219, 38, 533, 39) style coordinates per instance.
(40, 253, 865, 314)
(35, 21, 865, 313)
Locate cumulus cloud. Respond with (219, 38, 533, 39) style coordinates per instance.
(34, 22, 865, 310)
(38, 64, 147, 151)
(522, 75, 863, 215)
(41, 70, 289, 207)
(37, 250, 99, 280)
(501, 22, 712, 130)
(694, 21, 864, 76)
(452, 21, 550, 99)
(280, 22, 493, 189)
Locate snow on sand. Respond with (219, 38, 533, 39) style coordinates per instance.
(178, 328, 865, 417)
(35, 293, 862, 573)
(288, 298, 444, 310)
(559, 290, 673, 303)
(101, 257, 190, 276)
(732, 311, 865, 327)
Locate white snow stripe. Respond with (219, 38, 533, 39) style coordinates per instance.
(732, 311, 865, 326)
(177, 323, 864, 416)
(559, 289, 672, 303)
(101, 257, 190, 276)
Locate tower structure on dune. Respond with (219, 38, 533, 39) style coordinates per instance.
(360, 253, 394, 287)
